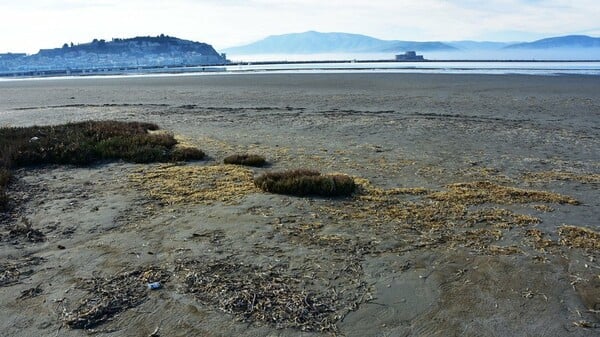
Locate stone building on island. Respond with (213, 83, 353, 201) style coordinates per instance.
(395, 51, 425, 61)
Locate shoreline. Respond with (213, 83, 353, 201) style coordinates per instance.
(1, 71, 600, 87)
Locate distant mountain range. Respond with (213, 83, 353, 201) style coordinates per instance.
(504, 35, 600, 49)
(223, 31, 600, 55)
(447, 41, 513, 50)
(223, 31, 457, 54)
(0, 35, 226, 74)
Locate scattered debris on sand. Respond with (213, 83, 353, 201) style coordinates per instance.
(0, 256, 45, 287)
(353, 177, 429, 202)
(18, 284, 43, 299)
(130, 164, 258, 205)
(559, 225, 600, 251)
(532, 204, 555, 212)
(64, 266, 170, 329)
(177, 257, 369, 332)
(523, 171, 600, 184)
(488, 245, 523, 255)
(318, 177, 581, 256)
(525, 229, 556, 252)
(428, 181, 579, 205)
(6, 217, 45, 243)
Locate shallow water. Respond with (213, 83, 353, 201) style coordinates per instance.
(222, 61, 600, 76)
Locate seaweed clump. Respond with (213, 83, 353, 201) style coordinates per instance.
(130, 164, 258, 205)
(224, 153, 267, 167)
(170, 146, 205, 161)
(0, 121, 187, 166)
(0, 121, 205, 210)
(428, 181, 579, 205)
(0, 168, 9, 211)
(559, 225, 600, 251)
(318, 176, 584, 255)
(254, 169, 356, 197)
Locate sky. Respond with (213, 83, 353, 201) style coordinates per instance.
(1, 0, 599, 54)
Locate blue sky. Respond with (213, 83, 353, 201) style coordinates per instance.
(1, 0, 599, 53)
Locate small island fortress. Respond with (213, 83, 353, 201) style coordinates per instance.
(395, 51, 425, 61)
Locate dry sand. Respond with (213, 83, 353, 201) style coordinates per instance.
(0, 73, 599, 336)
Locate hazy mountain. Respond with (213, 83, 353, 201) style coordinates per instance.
(380, 41, 455, 53)
(223, 31, 600, 60)
(448, 41, 514, 50)
(505, 35, 600, 49)
(223, 31, 456, 54)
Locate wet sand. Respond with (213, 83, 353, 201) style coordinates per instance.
(1, 73, 599, 336)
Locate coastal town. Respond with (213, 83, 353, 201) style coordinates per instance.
(0, 35, 227, 76)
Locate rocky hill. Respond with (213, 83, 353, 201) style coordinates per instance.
(0, 35, 227, 73)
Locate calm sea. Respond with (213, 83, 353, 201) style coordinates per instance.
(220, 51, 600, 76)
(221, 61, 600, 76)
(2, 57, 600, 81)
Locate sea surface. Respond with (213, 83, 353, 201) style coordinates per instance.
(1, 60, 600, 81)
(219, 50, 600, 76)
(221, 61, 600, 76)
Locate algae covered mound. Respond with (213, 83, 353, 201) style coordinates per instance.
(254, 169, 356, 197)
(223, 153, 267, 167)
(0, 120, 198, 166)
(0, 120, 205, 210)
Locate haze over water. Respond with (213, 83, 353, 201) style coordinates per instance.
(221, 48, 600, 76)
(228, 48, 600, 63)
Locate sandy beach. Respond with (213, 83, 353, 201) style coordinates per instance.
(1, 73, 599, 336)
